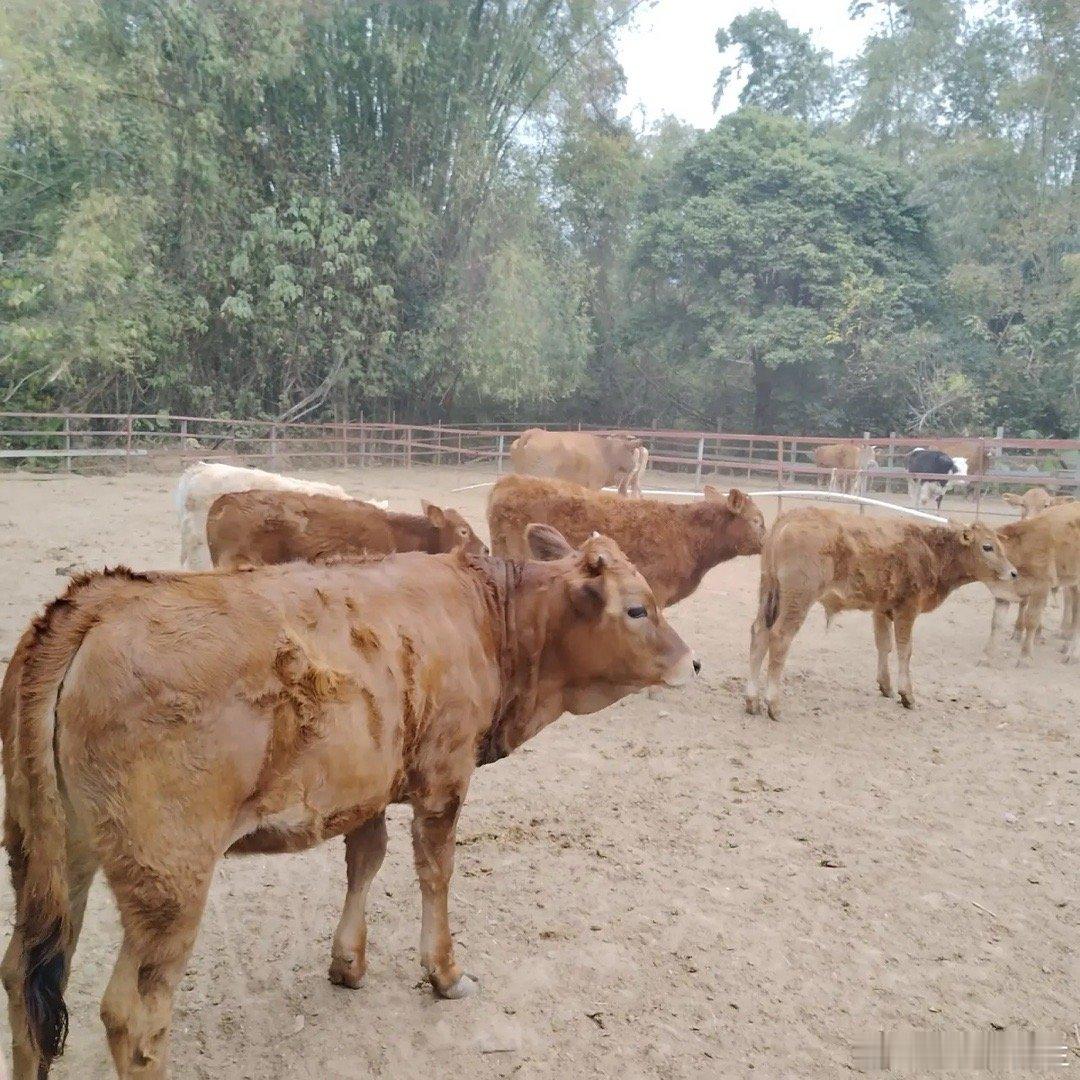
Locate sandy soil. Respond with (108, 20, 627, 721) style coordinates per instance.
(0, 463, 1076, 1078)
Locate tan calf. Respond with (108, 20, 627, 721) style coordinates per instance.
(1, 534, 694, 1078)
(207, 490, 487, 568)
(488, 475, 765, 607)
(986, 502, 1080, 663)
(812, 443, 877, 495)
(745, 508, 1016, 719)
(509, 428, 646, 495)
(1001, 486, 1074, 519)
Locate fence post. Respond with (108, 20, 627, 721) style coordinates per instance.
(436, 420, 442, 468)
(694, 435, 705, 487)
(406, 426, 413, 468)
(497, 433, 505, 473)
(776, 437, 784, 487)
(63, 417, 72, 472)
(125, 414, 133, 473)
(180, 418, 188, 457)
(340, 416, 347, 469)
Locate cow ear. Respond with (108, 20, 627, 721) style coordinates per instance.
(1001, 493, 1021, 506)
(571, 577, 605, 617)
(727, 488, 748, 513)
(702, 484, 722, 501)
(422, 500, 447, 528)
(525, 523, 575, 561)
(958, 525, 975, 545)
(1052, 495, 1075, 506)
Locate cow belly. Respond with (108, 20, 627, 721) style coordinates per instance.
(227, 703, 401, 854)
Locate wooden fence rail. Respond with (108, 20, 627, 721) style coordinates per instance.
(1, 412, 1077, 519)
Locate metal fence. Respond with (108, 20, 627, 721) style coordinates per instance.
(1, 412, 1077, 518)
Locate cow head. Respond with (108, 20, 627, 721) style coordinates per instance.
(421, 500, 488, 555)
(703, 485, 766, 553)
(950, 521, 1018, 596)
(525, 523, 697, 713)
(1003, 488, 1074, 519)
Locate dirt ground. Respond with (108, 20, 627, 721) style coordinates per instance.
(0, 463, 1077, 1078)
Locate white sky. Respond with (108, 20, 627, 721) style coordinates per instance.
(618, 0, 871, 131)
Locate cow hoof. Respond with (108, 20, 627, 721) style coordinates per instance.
(765, 702, 780, 721)
(1016, 656, 1033, 669)
(878, 682, 893, 698)
(329, 956, 366, 989)
(744, 695, 760, 715)
(898, 693, 914, 710)
(437, 973, 480, 1000)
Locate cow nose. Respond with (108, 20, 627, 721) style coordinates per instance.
(692, 659, 702, 675)
(1010, 569, 1018, 579)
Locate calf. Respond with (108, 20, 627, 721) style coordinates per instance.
(985, 502, 1080, 663)
(175, 461, 388, 569)
(906, 448, 967, 510)
(488, 474, 765, 607)
(509, 429, 646, 495)
(745, 508, 1016, 719)
(1002, 486, 1074, 519)
(1, 531, 695, 1078)
(207, 490, 487, 569)
(812, 443, 877, 495)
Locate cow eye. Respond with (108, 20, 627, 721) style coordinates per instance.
(981, 543, 993, 553)
(626, 605, 648, 619)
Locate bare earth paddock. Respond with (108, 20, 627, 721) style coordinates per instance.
(0, 464, 1077, 1078)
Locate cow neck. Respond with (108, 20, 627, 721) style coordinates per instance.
(468, 556, 559, 767)
(685, 501, 734, 577)
(385, 512, 436, 553)
(920, 525, 979, 594)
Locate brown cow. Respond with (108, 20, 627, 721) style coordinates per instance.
(1001, 486, 1074, 519)
(207, 490, 487, 569)
(986, 501, 1080, 663)
(509, 428, 646, 496)
(487, 474, 765, 607)
(745, 508, 1016, 719)
(812, 443, 877, 495)
(930, 439, 997, 479)
(1, 531, 695, 1078)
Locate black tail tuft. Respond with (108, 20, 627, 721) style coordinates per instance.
(763, 585, 780, 629)
(24, 920, 68, 1066)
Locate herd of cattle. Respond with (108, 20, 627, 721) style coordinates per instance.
(1, 428, 1077, 1078)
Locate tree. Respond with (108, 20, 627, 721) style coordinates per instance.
(714, 10, 838, 125)
(623, 110, 938, 432)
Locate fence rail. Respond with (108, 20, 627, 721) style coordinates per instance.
(1, 412, 1077, 518)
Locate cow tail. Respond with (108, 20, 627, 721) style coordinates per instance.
(4, 570, 151, 1068)
(758, 575, 780, 629)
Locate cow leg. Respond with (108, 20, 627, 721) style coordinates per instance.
(745, 612, 771, 714)
(410, 794, 477, 999)
(1063, 586, 1079, 663)
(2, 821, 98, 1080)
(100, 857, 215, 1078)
(1018, 590, 1049, 662)
(1011, 598, 1026, 641)
(983, 598, 1012, 663)
(894, 608, 918, 709)
(1060, 585, 1076, 640)
(329, 811, 388, 989)
(763, 596, 814, 721)
(873, 612, 894, 697)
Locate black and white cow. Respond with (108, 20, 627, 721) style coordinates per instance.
(906, 448, 968, 510)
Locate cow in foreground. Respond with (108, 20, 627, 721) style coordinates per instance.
(207, 490, 487, 569)
(1, 531, 695, 1078)
(487, 475, 765, 607)
(906, 448, 967, 510)
(175, 461, 388, 570)
(509, 428, 647, 496)
(746, 508, 1016, 719)
(1002, 486, 1074, 520)
(812, 443, 877, 495)
(985, 502, 1080, 663)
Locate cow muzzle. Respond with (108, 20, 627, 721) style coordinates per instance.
(663, 650, 700, 687)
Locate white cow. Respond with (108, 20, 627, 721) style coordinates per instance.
(175, 461, 388, 569)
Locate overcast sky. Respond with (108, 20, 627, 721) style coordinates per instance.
(617, 0, 870, 131)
